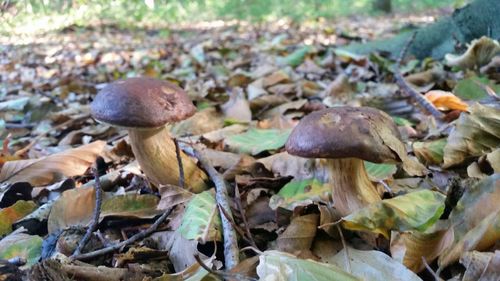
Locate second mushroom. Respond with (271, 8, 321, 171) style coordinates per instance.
(285, 106, 409, 217)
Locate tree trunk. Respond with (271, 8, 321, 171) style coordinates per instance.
(373, 0, 392, 13)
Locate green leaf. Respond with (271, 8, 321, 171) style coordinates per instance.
(0, 200, 37, 236)
(278, 46, 312, 67)
(101, 194, 161, 220)
(178, 191, 222, 243)
(343, 190, 446, 238)
(453, 76, 500, 100)
(332, 248, 422, 281)
(364, 162, 397, 181)
(225, 128, 291, 155)
(392, 116, 414, 126)
(413, 138, 447, 165)
(0, 230, 42, 268)
(257, 250, 360, 281)
(270, 179, 330, 210)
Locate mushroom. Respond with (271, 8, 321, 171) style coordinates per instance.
(91, 77, 207, 192)
(285, 106, 407, 216)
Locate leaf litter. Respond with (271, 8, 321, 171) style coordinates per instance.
(0, 7, 499, 281)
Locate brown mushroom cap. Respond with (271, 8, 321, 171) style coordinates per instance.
(90, 77, 196, 128)
(285, 106, 402, 163)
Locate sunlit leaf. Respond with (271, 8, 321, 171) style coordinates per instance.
(178, 191, 221, 243)
(257, 250, 359, 281)
(332, 247, 423, 280)
(0, 229, 42, 268)
(364, 162, 397, 181)
(413, 138, 447, 165)
(0, 200, 37, 235)
(343, 190, 446, 238)
(225, 128, 291, 155)
(270, 178, 329, 210)
(101, 194, 162, 219)
(424, 90, 468, 111)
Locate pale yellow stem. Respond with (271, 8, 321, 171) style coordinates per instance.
(326, 158, 381, 217)
(128, 127, 207, 193)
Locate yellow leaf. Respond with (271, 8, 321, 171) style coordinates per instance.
(424, 90, 468, 112)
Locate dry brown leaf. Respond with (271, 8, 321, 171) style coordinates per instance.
(0, 141, 106, 186)
(277, 214, 319, 254)
(391, 228, 453, 272)
(47, 186, 95, 233)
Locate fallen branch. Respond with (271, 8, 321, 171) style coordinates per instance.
(71, 207, 173, 261)
(192, 147, 240, 270)
(72, 164, 103, 257)
(394, 32, 444, 120)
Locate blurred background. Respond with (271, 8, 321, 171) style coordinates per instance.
(2, 0, 466, 35)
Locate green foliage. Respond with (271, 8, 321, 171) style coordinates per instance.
(2, 0, 460, 35)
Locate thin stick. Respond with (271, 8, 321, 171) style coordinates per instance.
(218, 203, 256, 247)
(72, 207, 173, 261)
(422, 256, 441, 281)
(72, 166, 103, 257)
(394, 32, 444, 120)
(336, 224, 352, 274)
(234, 185, 258, 248)
(193, 147, 239, 270)
(174, 138, 185, 188)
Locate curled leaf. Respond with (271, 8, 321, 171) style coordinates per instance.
(424, 90, 468, 112)
(445, 37, 500, 69)
(443, 104, 500, 168)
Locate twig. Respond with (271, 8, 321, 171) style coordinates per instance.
(173, 138, 185, 188)
(422, 256, 441, 281)
(193, 147, 240, 270)
(336, 224, 352, 274)
(234, 185, 258, 248)
(394, 32, 444, 120)
(72, 166, 103, 257)
(193, 254, 257, 281)
(218, 203, 256, 247)
(72, 207, 173, 261)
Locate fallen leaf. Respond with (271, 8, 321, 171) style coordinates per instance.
(269, 178, 329, 210)
(332, 247, 423, 281)
(224, 128, 292, 155)
(0, 228, 42, 268)
(445, 37, 500, 69)
(256, 250, 360, 281)
(443, 104, 500, 168)
(424, 90, 469, 112)
(413, 138, 447, 166)
(0, 141, 106, 186)
(342, 190, 446, 238)
(0, 200, 37, 235)
(178, 191, 221, 243)
(277, 214, 319, 253)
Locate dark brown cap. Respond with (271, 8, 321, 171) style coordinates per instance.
(90, 77, 196, 128)
(285, 106, 402, 163)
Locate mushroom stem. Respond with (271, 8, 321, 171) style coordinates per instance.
(325, 158, 381, 217)
(128, 127, 207, 192)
